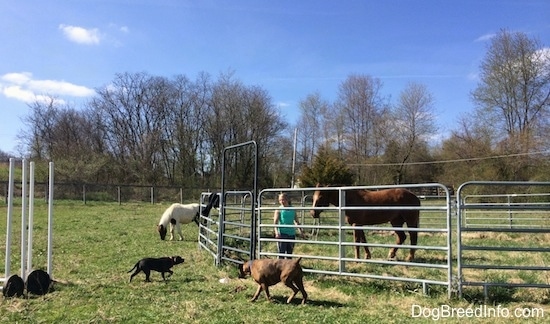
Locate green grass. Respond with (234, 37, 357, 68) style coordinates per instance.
(1, 200, 549, 323)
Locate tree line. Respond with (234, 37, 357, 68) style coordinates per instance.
(8, 30, 550, 190)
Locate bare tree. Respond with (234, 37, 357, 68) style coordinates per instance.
(158, 73, 210, 186)
(471, 29, 550, 179)
(333, 74, 390, 183)
(22, 97, 60, 160)
(20, 96, 110, 182)
(296, 92, 329, 167)
(90, 72, 169, 184)
(472, 30, 550, 150)
(388, 82, 437, 183)
(204, 72, 287, 189)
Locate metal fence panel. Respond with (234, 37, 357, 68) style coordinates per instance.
(456, 181, 550, 299)
(258, 184, 453, 297)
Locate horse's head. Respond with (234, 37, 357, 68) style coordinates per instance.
(201, 192, 220, 217)
(157, 224, 167, 240)
(310, 188, 330, 219)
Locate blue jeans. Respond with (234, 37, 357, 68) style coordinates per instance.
(277, 234, 295, 259)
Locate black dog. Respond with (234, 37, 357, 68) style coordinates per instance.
(128, 256, 185, 282)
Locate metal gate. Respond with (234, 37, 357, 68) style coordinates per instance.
(456, 181, 550, 298)
(198, 141, 258, 266)
(258, 184, 454, 297)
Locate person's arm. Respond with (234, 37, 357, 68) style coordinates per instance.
(294, 219, 304, 238)
(273, 210, 280, 238)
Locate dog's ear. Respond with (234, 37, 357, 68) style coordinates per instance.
(237, 262, 246, 278)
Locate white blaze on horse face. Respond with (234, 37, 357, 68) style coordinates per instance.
(311, 190, 323, 218)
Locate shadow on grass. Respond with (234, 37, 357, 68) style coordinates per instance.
(261, 295, 345, 308)
(50, 278, 79, 291)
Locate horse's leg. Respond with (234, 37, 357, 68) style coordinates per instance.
(388, 219, 406, 260)
(312, 218, 320, 240)
(176, 223, 184, 241)
(406, 213, 419, 262)
(169, 223, 175, 241)
(353, 227, 370, 259)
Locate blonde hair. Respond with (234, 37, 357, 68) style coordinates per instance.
(278, 193, 292, 205)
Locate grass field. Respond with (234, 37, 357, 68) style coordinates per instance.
(1, 200, 549, 323)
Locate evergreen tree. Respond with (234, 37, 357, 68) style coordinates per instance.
(299, 146, 355, 187)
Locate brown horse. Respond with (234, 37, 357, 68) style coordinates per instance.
(310, 186, 420, 261)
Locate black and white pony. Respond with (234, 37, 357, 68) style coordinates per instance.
(157, 194, 221, 241)
(157, 203, 200, 241)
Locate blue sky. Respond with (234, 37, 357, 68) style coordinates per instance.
(1, 1, 549, 155)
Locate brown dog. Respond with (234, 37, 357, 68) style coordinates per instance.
(238, 257, 307, 304)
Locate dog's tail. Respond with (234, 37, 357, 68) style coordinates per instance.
(127, 262, 138, 273)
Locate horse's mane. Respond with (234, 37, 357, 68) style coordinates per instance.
(201, 193, 220, 216)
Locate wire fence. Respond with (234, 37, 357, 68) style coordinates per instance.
(0, 181, 214, 205)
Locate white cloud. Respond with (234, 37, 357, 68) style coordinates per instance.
(537, 47, 550, 61)
(0, 72, 95, 104)
(474, 33, 495, 42)
(467, 72, 479, 81)
(2, 85, 36, 102)
(2, 86, 66, 105)
(59, 24, 101, 45)
(276, 101, 291, 108)
(2, 72, 32, 84)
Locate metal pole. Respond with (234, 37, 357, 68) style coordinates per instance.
(27, 162, 35, 273)
(5, 158, 15, 279)
(291, 128, 297, 188)
(21, 159, 27, 277)
(47, 162, 54, 276)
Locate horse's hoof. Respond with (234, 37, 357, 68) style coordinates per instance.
(387, 256, 397, 261)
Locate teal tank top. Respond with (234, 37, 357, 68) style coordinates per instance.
(278, 208, 296, 236)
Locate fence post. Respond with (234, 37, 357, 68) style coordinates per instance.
(82, 184, 86, 205)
